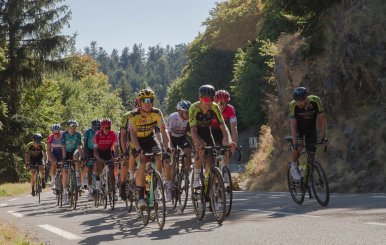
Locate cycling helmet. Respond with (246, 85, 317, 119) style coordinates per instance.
(137, 88, 155, 99)
(198, 84, 215, 98)
(134, 98, 139, 108)
(32, 133, 42, 142)
(215, 90, 230, 102)
(176, 100, 191, 111)
(67, 119, 78, 127)
(293, 87, 308, 101)
(51, 124, 61, 132)
(100, 118, 112, 128)
(91, 119, 100, 130)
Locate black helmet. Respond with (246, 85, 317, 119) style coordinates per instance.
(91, 119, 100, 130)
(32, 133, 42, 142)
(198, 84, 215, 98)
(293, 87, 308, 101)
(67, 119, 78, 127)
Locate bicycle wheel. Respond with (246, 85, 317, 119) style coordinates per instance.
(153, 170, 166, 229)
(178, 169, 189, 212)
(210, 167, 226, 224)
(108, 171, 115, 210)
(191, 168, 206, 220)
(171, 170, 179, 210)
(35, 172, 41, 204)
(57, 174, 63, 207)
(222, 166, 232, 216)
(287, 163, 305, 205)
(310, 161, 330, 207)
(136, 199, 150, 226)
(71, 172, 78, 210)
(125, 181, 133, 213)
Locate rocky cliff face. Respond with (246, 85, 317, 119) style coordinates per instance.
(246, 0, 386, 192)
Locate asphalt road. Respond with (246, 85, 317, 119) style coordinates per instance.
(1, 189, 386, 245)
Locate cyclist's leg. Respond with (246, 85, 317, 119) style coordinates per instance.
(305, 130, 317, 161)
(38, 159, 45, 188)
(136, 153, 146, 207)
(30, 160, 37, 194)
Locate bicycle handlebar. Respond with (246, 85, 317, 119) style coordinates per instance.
(200, 145, 243, 161)
(284, 136, 328, 152)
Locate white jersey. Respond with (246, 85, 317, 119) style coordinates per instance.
(168, 112, 189, 137)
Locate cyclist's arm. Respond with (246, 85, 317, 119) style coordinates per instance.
(160, 127, 171, 149)
(230, 122, 238, 143)
(41, 142, 47, 163)
(46, 142, 54, 162)
(318, 113, 327, 140)
(120, 128, 128, 155)
(129, 126, 141, 152)
(24, 152, 30, 166)
(219, 124, 232, 145)
(289, 118, 297, 145)
(93, 147, 101, 161)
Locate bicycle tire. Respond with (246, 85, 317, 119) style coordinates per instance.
(191, 168, 206, 220)
(171, 170, 179, 210)
(222, 166, 232, 216)
(210, 167, 226, 224)
(35, 172, 41, 204)
(287, 163, 305, 205)
(153, 170, 166, 229)
(71, 172, 78, 210)
(108, 171, 115, 210)
(178, 169, 189, 212)
(310, 161, 330, 207)
(57, 174, 63, 207)
(125, 181, 133, 213)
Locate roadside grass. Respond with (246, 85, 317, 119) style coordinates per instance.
(0, 182, 31, 197)
(0, 219, 38, 245)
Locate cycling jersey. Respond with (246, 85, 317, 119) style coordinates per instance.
(127, 107, 166, 138)
(168, 112, 189, 137)
(211, 104, 237, 129)
(189, 101, 224, 128)
(288, 95, 324, 131)
(24, 142, 46, 159)
(62, 131, 82, 153)
(94, 130, 117, 151)
(84, 128, 96, 151)
(47, 133, 65, 150)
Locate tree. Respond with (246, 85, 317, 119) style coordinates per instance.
(0, 0, 74, 115)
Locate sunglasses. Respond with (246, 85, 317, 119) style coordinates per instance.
(141, 98, 154, 103)
(102, 127, 111, 130)
(200, 97, 213, 103)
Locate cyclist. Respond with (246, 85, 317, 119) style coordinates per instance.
(189, 85, 236, 188)
(47, 124, 65, 191)
(62, 119, 83, 205)
(124, 88, 171, 209)
(288, 87, 327, 181)
(167, 100, 192, 200)
(24, 133, 47, 196)
(94, 118, 119, 201)
(83, 119, 100, 201)
(211, 90, 238, 184)
(119, 98, 139, 201)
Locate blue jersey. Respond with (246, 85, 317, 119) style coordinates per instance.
(62, 131, 82, 153)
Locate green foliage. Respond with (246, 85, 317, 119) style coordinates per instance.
(84, 42, 187, 110)
(0, 0, 74, 115)
(231, 39, 276, 128)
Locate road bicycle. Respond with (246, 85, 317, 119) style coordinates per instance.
(286, 136, 330, 207)
(191, 146, 226, 224)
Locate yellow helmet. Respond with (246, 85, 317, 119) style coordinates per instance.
(137, 88, 155, 99)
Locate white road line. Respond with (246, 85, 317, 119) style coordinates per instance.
(8, 198, 20, 202)
(0, 203, 8, 207)
(7, 210, 23, 217)
(37, 224, 82, 240)
(371, 196, 386, 199)
(366, 222, 386, 226)
(243, 208, 322, 218)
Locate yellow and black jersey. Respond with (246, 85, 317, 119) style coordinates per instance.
(24, 142, 46, 158)
(127, 107, 166, 138)
(288, 95, 324, 130)
(189, 101, 224, 128)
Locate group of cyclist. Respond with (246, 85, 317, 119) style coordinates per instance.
(24, 85, 327, 210)
(24, 84, 241, 210)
